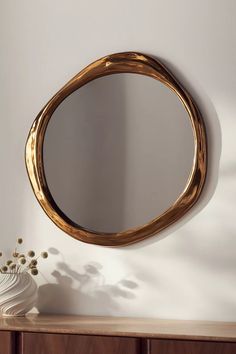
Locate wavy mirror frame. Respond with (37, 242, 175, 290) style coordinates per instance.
(25, 52, 207, 246)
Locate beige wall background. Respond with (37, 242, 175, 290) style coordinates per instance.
(0, 0, 235, 320)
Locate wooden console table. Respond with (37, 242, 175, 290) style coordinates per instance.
(0, 314, 236, 354)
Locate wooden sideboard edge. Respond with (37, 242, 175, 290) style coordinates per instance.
(0, 314, 236, 343)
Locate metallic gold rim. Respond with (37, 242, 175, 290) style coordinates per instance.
(25, 52, 207, 246)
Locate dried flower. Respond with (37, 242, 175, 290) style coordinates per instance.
(28, 251, 35, 258)
(19, 257, 26, 265)
(41, 252, 48, 259)
(31, 268, 38, 276)
(0, 238, 48, 275)
(30, 259, 37, 267)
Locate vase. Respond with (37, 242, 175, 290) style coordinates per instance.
(0, 273, 38, 317)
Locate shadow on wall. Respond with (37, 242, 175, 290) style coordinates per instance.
(36, 248, 139, 315)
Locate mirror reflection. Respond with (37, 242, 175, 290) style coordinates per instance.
(43, 73, 194, 233)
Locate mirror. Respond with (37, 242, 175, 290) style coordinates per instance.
(25, 52, 207, 246)
(43, 74, 194, 233)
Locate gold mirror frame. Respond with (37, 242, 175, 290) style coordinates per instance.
(25, 52, 207, 246)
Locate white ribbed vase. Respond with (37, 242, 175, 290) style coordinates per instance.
(0, 273, 37, 317)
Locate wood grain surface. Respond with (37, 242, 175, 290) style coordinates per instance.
(21, 333, 140, 354)
(150, 339, 236, 354)
(0, 315, 236, 343)
(0, 331, 15, 354)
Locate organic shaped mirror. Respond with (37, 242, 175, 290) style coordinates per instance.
(25, 52, 207, 246)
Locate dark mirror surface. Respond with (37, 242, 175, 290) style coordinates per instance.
(43, 73, 194, 233)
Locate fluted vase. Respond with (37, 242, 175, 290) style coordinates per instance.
(0, 273, 37, 317)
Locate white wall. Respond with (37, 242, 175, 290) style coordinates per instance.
(0, 0, 236, 321)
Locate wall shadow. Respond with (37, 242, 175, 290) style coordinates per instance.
(36, 249, 139, 315)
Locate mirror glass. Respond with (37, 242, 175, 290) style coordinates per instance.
(43, 73, 195, 233)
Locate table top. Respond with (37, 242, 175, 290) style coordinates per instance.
(0, 314, 236, 342)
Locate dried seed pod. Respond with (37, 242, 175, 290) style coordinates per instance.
(6, 260, 13, 266)
(12, 252, 19, 258)
(30, 259, 38, 267)
(9, 263, 16, 270)
(0, 252, 2, 257)
(41, 252, 48, 259)
(19, 257, 26, 265)
(31, 268, 38, 276)
(1, 266, 8, 272)
(28, 250, 35, 258)
(17, 238, 23, 244)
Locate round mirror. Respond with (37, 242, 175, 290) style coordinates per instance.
(43, 74, 194, 233)
(25, 52, 207, 246)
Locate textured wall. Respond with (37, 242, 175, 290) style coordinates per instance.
(0, 0, 235, 320)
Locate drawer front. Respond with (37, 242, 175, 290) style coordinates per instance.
(0, 331, 15, 354)
(150, 339, 236, 354)
(22, 333, 140, 354)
